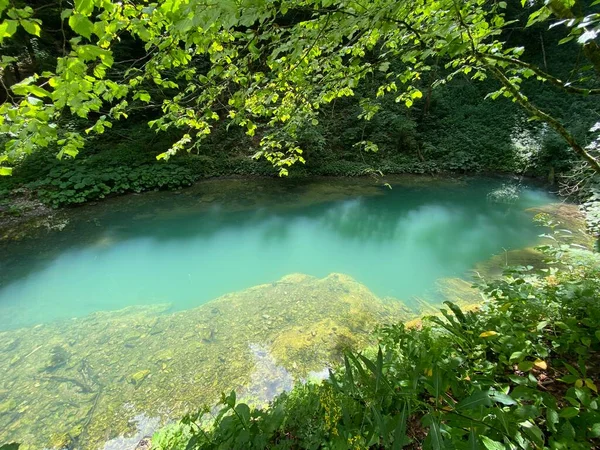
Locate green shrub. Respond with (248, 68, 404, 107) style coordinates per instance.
(25, 163, 197, 208)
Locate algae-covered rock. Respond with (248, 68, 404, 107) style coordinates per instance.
(49, 432, 74, 449)
(135, 438, 152, 450)
(129, 370, 151, 386)
(0, 398, 16, 414)
(43, 345, 70, 372)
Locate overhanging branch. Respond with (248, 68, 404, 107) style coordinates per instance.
(484, 61, 600, 174)
(481, 53, 600, 95)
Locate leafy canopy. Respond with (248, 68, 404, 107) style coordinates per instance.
(1, 0, 599, 175)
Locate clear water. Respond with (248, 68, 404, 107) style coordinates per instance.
(0, 176, 554, 331)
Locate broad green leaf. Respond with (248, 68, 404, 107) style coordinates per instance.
(585, 379, 598, 393)
(559, 406, 579, 419)
(520, 421, 544, 448)
(518, 361, 534, 372)
(234, 403, 250, 425)
(69, 13, 94, 39)
(480, 436, 504, 450)
(0, 167, 13, 176)
(11, 84, 50, 98)
(137, 92, 151, 103)
(489, 391, 516, 406)
(509, 351, 524, 362)
(546, 408, 559, 433)
(20, 19, 41, 36)
(456, 390, 492, 410)
(0, 444, 20, 450)
(75, 0, 94, 15)
(0, 19, 18, 42)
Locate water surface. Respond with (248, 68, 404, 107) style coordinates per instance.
(0, 176, 553, 330)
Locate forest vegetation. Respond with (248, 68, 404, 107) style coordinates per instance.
(1, 0, 600, 448)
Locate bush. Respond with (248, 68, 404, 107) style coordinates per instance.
(25, 163, 198, 208)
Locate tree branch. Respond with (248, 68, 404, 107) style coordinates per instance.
(483, 61, 600, 174)
(481, 53, 600, 95)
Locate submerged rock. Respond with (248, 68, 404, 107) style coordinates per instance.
(0, 273, 412, 450)
(135, 438, 152, 450)
(128, 370, 151, 386)
(43, 345, 70, 372)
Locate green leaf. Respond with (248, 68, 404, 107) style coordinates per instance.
(235, 403, 250, 425)
(0, 167, 13, 176)
(378, 61, 390, 72)
(0, 19, 18, 42)
(11, 83, 50, 98)
(520, 421, 544, 448)
(375, 346, 383, 393)
(392, 404, 409, 450)
(559, 407, 579, 419)
(456, 390, 492, 410)
(481, 436, 504, 450)
(489, 391, 516, 406)
(546, 409, 559, 432)
(0, 444, 20, 450)
(518, 361, 534, 372)
(509, 351, 524, 362)
(137, 91, 151, 103)
(427, 416, 444, 450)
(74, 0, 94, 15)
(522, 69, 535, 78)
(223, 390, 236, 408)
(69, 13, 94, 39)
(20, 19, 41, 36)
(343, 354, 354, 391)
(467, 429, 480, 450)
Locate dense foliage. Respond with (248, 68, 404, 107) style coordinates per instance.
(150, 240, 600, 449)
(1, 0, 600, 179)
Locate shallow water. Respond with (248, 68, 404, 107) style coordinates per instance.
(0, 176, 571, 449)
(0, 176, 553, 330)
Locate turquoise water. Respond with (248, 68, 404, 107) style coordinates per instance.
(0, 177, 554, 330)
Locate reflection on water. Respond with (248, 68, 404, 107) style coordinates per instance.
(0, 176, 582, 449)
